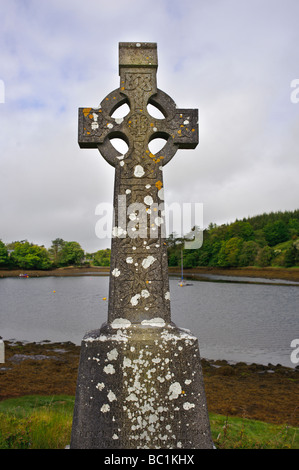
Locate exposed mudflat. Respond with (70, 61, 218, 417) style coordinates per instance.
(1, 341, 298, 427)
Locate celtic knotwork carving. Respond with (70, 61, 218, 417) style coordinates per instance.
(125, 73, 152, 91)
(127, 113, 149, 136)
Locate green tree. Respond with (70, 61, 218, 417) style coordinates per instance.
(48, 238, 65, 266)
(263, 220, 289, 246)
(0, 240, 9, 266)
(93, 249, 111, 267)
(288, 219, 299, 239)
(256, 246, 273, 267)
(217, 237, 243, 267)
(182, 250, 198, 268)
(284, 241, 299, 267)
(227, 221, 254, 241)
(168, 253, 179, 266)
(238, 241, 259, 267)
(10, 242, 52, 269)
(58, 241, 84, 266)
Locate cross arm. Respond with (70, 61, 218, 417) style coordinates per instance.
(78, 89, 127, 149)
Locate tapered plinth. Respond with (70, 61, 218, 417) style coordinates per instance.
(70, 321, 213, 449)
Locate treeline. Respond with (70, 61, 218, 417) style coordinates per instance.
(0, 238, 111, 270)
(168, 209, 299, 268)
(1, 210, 299, 270)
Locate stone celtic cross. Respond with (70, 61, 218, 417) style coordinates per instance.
(79, 42, 198, 325)
(71, 42, 213, 450)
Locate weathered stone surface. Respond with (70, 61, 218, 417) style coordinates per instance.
(71, 42, 213, 449)
(71, 323, 212, 449)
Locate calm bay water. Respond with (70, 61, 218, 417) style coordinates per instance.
(0, 274, 298, 368)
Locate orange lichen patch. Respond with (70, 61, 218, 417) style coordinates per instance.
(83, 108, 92, 117)
(177, 130, 182, 134)
(86, 132, 91, 135)
(149, 152, 155, 159)
(106, 97, 109, 100)
(146, 280, 149, 284)
(155, 180, 163, 190)
(150, 123, 154, 127)
(180, 124, 184, 127)
(121, 87, 125, 91)
(192, 129, 195, 132)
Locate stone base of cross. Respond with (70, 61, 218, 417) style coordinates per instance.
(70, 43, 213, 449)
(71, 323, 212, 449)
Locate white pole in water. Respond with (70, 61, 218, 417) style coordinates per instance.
(0, 339, 4, 363)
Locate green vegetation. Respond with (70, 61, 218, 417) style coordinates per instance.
(1, 209, 299, 270)
(167, 209, 299, 268)
(0, 395, 297, 449)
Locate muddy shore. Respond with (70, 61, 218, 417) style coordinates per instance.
(1, 266, 299, 282)
(0, 340, 298, 427)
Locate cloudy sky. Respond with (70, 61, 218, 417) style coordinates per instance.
(1, 0, 299, 252)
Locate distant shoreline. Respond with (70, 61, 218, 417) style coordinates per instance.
(0, 266, 299, 282)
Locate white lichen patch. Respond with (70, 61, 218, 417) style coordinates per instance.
(168, 382, 182, 400)
(185, 379, 192, 385)
(96, 382, 105, 391)
(123, 357, 132, 368)
(130, 293, 141, 306)
(164, 291, 170, 300)
(134, 165, 145, 178)
(183, 402, 195, 410)
(144, 195, 153, 206)
(107, 390, 117, 402)
(107, 348, 118, 361)
(112, 226, 127, 238)
(126, 393, 138, 402)
(155, 216, 163, 226)
(126, 256, 133, 264)
(112, 434, 119, 440)
(141, 318, 166, 327)
(111, 318, 131, 329)
(91, 121, 99, 130)
(129, 212, 137, 221)
(103, 364, 115, 375)
(141, 289, 150, 298)
(158, 188, 164, 200)
(112, 268, 121, 277)
(100, 404, 110, 413)
(115, 117, 124, 124)
(141, 255, 156, 269)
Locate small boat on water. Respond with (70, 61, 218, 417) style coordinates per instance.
(19, 273, 29, 278)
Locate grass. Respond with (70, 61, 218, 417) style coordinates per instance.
(0, 395, 73, 449)
(0, 395, 298, 449)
